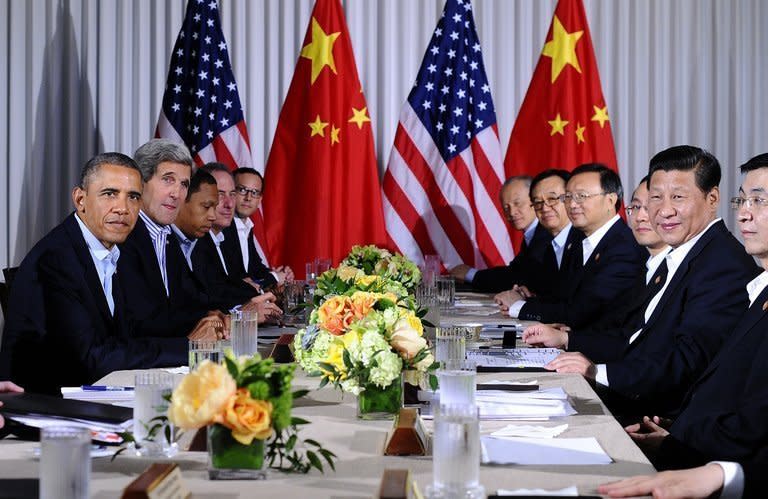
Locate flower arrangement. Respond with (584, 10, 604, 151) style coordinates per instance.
(313, 264, 412, 306)
(294, 290, 436, 396)
(167, 354, 336, 474)
(341, 245, 422, 291)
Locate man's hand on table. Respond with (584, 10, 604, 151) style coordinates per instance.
(242, 292, 283, 323)
(188, 312, 227, 340)
(598, 464, 725, 498)
(625, 415, 670, 454)
(545, 352, 596, 379)
(494, 288, 524, 312)
(0, 381, 25, 429)
(523, 324, 570, 348)
(449, 264, 471, 281)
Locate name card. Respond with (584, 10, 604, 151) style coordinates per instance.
(378, 469, 418, 499)
(121, 463, 190, 499)
(384, 408, 427, 456)
(269, 333, 296, 363)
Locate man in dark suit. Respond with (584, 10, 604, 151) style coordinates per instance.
(538, 146, 760, 418)
(118, 139, 228, 339)
(614, 153, 768, 470)
(450, 175, 553, 293)
(0, 153, 195, 394)
(223, 167, 293, 289)
(173, 167, 282, 322)
(496, 164, 646, 329)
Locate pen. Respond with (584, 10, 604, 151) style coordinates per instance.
(81, 385, 135, 391)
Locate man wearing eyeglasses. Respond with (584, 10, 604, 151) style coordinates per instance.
(536, 146, 759, 420)
(450, 176, 553, 293)
(221, 167, 293, 289)
(496, 163, 646, 329)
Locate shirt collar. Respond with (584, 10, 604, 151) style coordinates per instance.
(74, 213, 120, 264)
(584, 214, 620, 251)
(666, 218, 721, 269)
(551, 223, 572, 249)
(523, 218, 538, 246)
(747, 270, 768, 307)
(645, 248, 670, 283)
(171, 224, 195, 245)
(234, 216, 254, 231)
(209, 230, 225, 245)
(139, 210, 171, 238)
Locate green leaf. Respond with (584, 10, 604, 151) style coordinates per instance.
(292, 389, 310, 399)
(291, 417, 311, 426)
(318, 377, 329, 389)
(319, 449, 337, 471)
(306, 450, 323, 472)
(304, 438, 321, 447)
(286, 434, 297, 452)
(429, 373, 439, 391)
(224, 356, 239, 381)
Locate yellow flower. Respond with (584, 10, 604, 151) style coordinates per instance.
(336, 264, 362, 281)
(355, 275, 379, 287)
(321, 331, 359, 378)
(214, 388, 273, 445)
(167, 360, 236, 430)
(349, 291, 378, 319)
(403, 311, 424, 335)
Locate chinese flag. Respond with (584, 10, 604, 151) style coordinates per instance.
(263, 0, 387, 277)
(504, 0, 617, 177)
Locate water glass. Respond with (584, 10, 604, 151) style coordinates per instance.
(423, 254, 441, 287)
(231, 310, 258, 357)
(436, 277, 456, 309)
(40, 426, 91, 499)
(133, 372, 177, 457)
(436, 363, 476, 406)
(189, 339, 221, 370)
(283, 280, 308, 325)
(315, 257, 332, 275)
(435, 325, 466, 368)
(427, 404, 484, 499)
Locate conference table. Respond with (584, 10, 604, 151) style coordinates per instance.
(0, 294, 656, 498)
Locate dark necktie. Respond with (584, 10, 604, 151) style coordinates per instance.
(637, 258, 669, 328)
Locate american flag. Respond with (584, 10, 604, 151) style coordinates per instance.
(155, 0, 270, 265)
(382, 0, 513, 269)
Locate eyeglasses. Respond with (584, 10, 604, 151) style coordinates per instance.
(531, 197, 562, 211)
(560, 192, 607, 204)
(730, 196, 768, 210)
(625, 204, 648, 217)
(236, 186, 262, 198)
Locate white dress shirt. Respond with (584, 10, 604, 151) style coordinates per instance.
(714, 461, 744, 499)
(209, 230, 229, 275)
(551, 223, 573, 269)
(139, 210, 171, 296)
(746, 270, 768, 306)
(74, 214, 120, 315)
(581, 214, 620, 265)
(171, 225, 197, 271)
(645, 249, 669, 285)
(233, 216, 254, 271)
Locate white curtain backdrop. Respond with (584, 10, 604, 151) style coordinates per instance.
(2, 0, 767, 276)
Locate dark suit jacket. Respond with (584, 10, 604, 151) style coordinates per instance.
(517, 218, 646, 329)
(0, 214, 187, 394)
(652, 284, 768, 469)
(743, 460, 768, 499)
(471, 221, 555, 294)
(570, 221, 761, 418)
(190, 231, 258, 306)
(221, 221, 277, 288)
(118, 217, 211, 338)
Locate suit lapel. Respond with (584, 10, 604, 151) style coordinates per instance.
(132, 219, 169, 300)
(63, 215, 113, 326)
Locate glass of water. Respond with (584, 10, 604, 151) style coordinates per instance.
(133, 372, 177, 457)
(189, 339, 221, 370)
(436, 362, 476, 406)
(435, 325, 466, 368)
(231, 309, 258, 357)
(436, 277, 455, 309)
(40, 426, 91, 499)
(426, 404, 484, 499)
(283, 279, 308, 326)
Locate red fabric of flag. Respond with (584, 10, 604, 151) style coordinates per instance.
(505, 0, 618, 177)
(263, 0, 387, 277)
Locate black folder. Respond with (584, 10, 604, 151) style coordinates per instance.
(0, 391, 132, 425)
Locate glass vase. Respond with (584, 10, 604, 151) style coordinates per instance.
(357, 380, 402, 420)
(207, 424, 268, 480)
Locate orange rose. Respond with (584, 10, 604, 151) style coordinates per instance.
(317, 296, 353, 335)
(214, 388, 273, 445)
(350, 291, 378, 320)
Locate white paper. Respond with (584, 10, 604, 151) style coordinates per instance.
(61, 387, 135, 402)
(467, 348, 561, 368)
(9, 413, 132, 433)
(490, 423, 569, 439)
(483, 379, 538, 386)
(475, 387, 576, 420)
(163, 366, 190, 375)
(497, 486, 578, 496)
(481, 436, 612, 465)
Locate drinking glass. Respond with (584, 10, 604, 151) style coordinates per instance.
(133, 372, 177, 457)
(40, 426, 91, 499)
(426, 404, 484, 499)
(423, 254, 441, 287)
(314, 257, 332, 275)
(436, 277, 455, 309)
(283, 280, 308, 326)
(189, 339, 221, 370)
(435, 325, 466, 367)
(231, 310, 258, 357)
(436, 362, 476, 406)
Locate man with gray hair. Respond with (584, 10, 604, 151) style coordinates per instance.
(119, 139, 227, 339)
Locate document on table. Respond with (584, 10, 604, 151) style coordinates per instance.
(476, 387, 576, 420)
(467, 348, 561, 368)
(481, 436, 612, 465)
(61, 387, 135, 402)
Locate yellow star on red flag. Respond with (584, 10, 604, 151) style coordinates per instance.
(548, 113, 569, 136)
(330, 125, 341, 145)
(348, 106, 371, 129)
(541, 16, 584, 83)
(300, 17, 341, 85)
(575, 123, 586, 143)
(591, 105, 610, 128)
(308, 115, 329, 137)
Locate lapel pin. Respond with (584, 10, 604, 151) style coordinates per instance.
(762, 300, 768, 311)
(567, 243, 572, 250)
(594, 253, 601, 262)
(654, 275, 661, 285)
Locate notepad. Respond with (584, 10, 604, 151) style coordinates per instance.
(61, 387, 135, 403)
(481, 436, 612, 465)
(468, 348, 561, 368)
